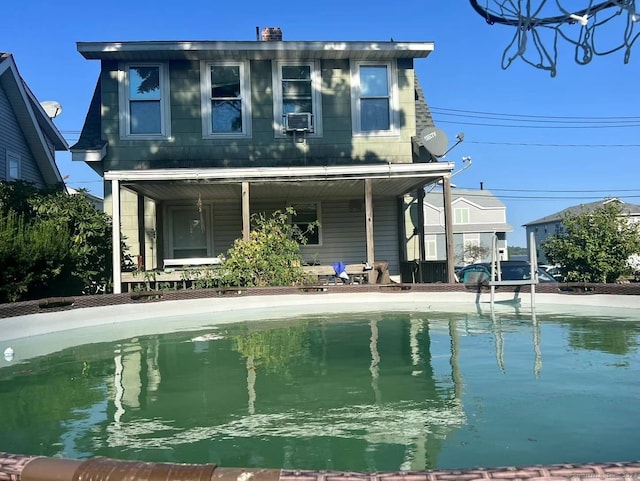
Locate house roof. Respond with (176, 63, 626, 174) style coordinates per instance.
(0, 53, 66, 186)
(411, 74, 437, 162)
(424, 188, 513, 233)
(77, 40, 434, 61)
(424, 188, 507, 209)
(70, 77, 106, 154)
(524, 198, 640, 226)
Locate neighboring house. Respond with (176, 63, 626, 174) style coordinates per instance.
(423, 188, 513, 264)
(67, 187, 104, 211)
(525, 198, 640, 264)
(0, 53, 67, 188)
(70, 28, 457, 292)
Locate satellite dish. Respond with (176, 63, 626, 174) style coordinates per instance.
(40, 100, 63, 119)
(420, 127, 448, 158)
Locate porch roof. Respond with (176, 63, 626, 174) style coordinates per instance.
(105, 163, 455, 201)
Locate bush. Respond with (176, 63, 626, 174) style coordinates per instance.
(0, 180, 129, 301)
(0, 210, 75, 302)
(219, 208, 313, 287)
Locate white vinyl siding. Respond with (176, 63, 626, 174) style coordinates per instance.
(119, 63, 171, 139)
(201, 61, 252, 138)
(272, 61, 322, 137)
(350, 61, 399, 136)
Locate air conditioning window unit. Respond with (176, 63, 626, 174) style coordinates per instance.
(284, 113, 312, 132)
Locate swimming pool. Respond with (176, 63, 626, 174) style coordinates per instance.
(1, 293, 639, 472)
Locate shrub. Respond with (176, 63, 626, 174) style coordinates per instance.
(0, 180, 131, 301)
(0, 210, 74, 302)
(220, 208, 313, 287)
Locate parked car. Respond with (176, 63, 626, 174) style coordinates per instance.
(456, 261, 558, 284)
(540, 265, 564, 281)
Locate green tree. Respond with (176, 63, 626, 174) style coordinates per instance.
(463, 243, 490, 263)
(0, 210, 74, 302)
(541, 201, 640, 283)
(220, 208, 313, 287)
(0, 180, 130, 301)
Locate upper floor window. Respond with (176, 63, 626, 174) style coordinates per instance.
(6, 151, 20, 180)
(119, 64, 171, 139)
(454, 208, 470, 224)
(272, 61, 322, 136)
(201, 61, 251, 137)
(350, 61, 399, 135)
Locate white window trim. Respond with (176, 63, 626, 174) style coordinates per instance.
(454, 207, 470, 225)
(6, 151, 21, 180)
(272, 60, 323, 138)
(292, 201, 323, 246)
(200, 60, 252, 138)
(425, 235, 437, 260)
(118, 63, 172, 140)
(350, 60, 399, 137)
(165, 204, 213, 259)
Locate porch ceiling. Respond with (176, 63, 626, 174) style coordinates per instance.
(108, 163, 455, 202)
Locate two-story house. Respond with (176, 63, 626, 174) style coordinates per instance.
(1, 53, 67, 189)
(422, 187, 512, 265)
(70, 28, 457, 292)
(525, 198, 640, 264)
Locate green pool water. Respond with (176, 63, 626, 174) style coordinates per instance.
(1, 308, 639, 471)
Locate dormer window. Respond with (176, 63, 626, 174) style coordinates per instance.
(272, 61, 322, 136)
(119, 64, 171, 139)
(201, 61, 252, 138)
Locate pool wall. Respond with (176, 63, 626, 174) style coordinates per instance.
(2, 451, 640, 481)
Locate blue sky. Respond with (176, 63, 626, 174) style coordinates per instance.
(4, 0, 639, 246)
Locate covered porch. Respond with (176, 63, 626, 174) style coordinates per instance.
(106, 163, 456, 293)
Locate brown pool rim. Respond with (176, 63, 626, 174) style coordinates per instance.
(2, 282, 640, 319)
(1, 452, 640, 481)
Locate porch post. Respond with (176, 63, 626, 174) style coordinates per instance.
(442, 175, 456, 283)
(242, 182, 250, 241)
(111, 179, 122, 294)
(365, 178, 374, 265)
(417, 186, 426, 282)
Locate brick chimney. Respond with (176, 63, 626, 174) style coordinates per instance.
(261, 27, 283, 41)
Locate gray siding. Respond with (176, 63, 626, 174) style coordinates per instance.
(0, 84, 45, 186)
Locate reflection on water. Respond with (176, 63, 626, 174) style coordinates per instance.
(0, 307, 639, 471)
